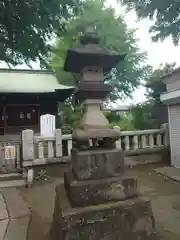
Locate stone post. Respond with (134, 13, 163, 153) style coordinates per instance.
(22, 129, 35, 188)
(161, 123, 169, 148)
(55, 129, 62, 157)
(22, 129, 34, 165)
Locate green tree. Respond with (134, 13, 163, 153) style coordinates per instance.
(131, 102, 156, 130)
(105, 111, 121, 124)
(146, 63, 176, 103)
(131, 63, 176, 130)
(51, 0, 150, 102)
(60, 103, 83, 134)
(0, 0, 83, 66)
(119, 0, 180, 45)
(110, 115, 135, 130)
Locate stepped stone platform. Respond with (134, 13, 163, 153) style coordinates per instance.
(0, 187, 31, 240)
(0, 173, 26, 188)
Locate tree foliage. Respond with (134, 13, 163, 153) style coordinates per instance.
(0, 0, 83, 66)
(51, 0, 150, 102)
(130, 63, 176, 130)
(105, 111, 121, 124)
(60, 103, 83, 134)
(110, 115, 136, 130)
(131, 102, 157, 130)
(146, 62, 176, 103)
(119, 0, 180, 45)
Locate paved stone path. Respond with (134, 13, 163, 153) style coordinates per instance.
(15, 163, 180, 240)
(0, 187, 31, 240)
(155, 166, 180, 182)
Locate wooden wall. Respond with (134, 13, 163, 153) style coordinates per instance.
(0, 93, 58, 134)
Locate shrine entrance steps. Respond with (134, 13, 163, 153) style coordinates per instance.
(0, 172, 26, 188)
(0, 187, 31, 240)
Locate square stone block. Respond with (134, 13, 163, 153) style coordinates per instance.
(64, 170, 138, 207)
(51, 184, 158, 240)
(71, 148, 124, 180)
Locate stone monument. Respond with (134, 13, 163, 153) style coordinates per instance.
(51, 27, 157, 239)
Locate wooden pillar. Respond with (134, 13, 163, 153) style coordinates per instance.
(37, 107, 41, 133)
(3, 101, 6, 135)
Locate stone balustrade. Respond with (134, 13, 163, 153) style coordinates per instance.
(21, 126, 169, 187)
(62, 129, 165, 155)
(115, 129, 164, 151)
(21, 126, 168, 167)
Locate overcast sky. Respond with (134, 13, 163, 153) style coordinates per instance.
(107, 0, 180, 105)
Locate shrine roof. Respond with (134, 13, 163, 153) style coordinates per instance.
(0, 68, 74, 93)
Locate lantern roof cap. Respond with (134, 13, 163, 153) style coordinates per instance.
(64, 27, 126, 73)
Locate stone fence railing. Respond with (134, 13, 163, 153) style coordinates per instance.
(21, 125, 169, 187)
(22, 126, 168, 168)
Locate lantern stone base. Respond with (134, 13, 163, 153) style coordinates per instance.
(71, 148, 125, 181)
(64, 169, 138, 207)
(51, 184, 158, 240)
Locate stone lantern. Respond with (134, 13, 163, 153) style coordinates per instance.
(51, 27, 157, 240)
(64, 27, 125, 142)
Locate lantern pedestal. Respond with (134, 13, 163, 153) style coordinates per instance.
(51, 148, 158, 240)
(52, 184, 157, 240)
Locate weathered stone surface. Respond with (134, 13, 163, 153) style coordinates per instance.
(3, 215, 30, 240)
(64, 170, 138, 207)
(75, 82, 112, 102)
(0, 180, 26, 188)
(0, 187, 31, 240)
(0, 173, 21, 182)
(2, 188, 30, 218)
(51, 184, 157, 240)
(0, 219, 8, 239)
(72, 128, 120, 141)
(71, 148, 124, 180)
(0, 192, 8, 220)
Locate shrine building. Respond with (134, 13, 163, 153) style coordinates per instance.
(0, 69, 74, 135)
